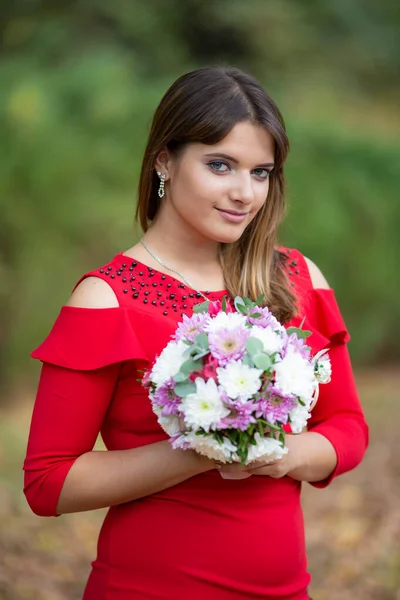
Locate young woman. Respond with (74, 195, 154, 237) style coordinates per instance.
(23, 66, 368, 600)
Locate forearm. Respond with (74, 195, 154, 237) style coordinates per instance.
(57, 440, 213, 515)
(287, 431, 337, 482)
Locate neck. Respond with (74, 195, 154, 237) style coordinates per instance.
(142, 214, 221, 273)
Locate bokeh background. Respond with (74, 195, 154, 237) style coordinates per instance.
(1, 1, 399, 599)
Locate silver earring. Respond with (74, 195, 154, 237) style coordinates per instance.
(157, 171, 166, 198)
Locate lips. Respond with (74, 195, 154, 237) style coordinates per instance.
(216, 209, 248, 216)
(216, 208, 249, 223)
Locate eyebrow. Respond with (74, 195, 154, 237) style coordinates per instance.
(204, 153, 275, 168)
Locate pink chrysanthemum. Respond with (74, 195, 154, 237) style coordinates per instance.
(256, 392, 296, 425)
(282, 332, 310, 360)
(218, 399, 257, 431)
(247, 306, 282, 330)
(153, 379, 181, 416)
(174, 313, 210, 343)
(208, 326, 250, 366)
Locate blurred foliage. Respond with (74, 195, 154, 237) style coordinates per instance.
(0, 0, 399, 389)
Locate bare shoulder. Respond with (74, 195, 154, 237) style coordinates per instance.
(66, 276, 119, 308)
(304, 257, 331, 290)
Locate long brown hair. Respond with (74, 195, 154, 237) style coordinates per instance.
(136, 66, 296, 322)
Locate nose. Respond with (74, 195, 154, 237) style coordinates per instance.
(230, 172, 255, 206)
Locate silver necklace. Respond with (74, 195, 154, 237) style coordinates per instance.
(140, 239, 210, 302)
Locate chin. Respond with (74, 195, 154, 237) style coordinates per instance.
(211, 228, 247, 244)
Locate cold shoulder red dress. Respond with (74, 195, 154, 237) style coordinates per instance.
(23, 248, 368, 600)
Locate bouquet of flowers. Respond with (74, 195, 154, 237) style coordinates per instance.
(142, 296, 331, 465)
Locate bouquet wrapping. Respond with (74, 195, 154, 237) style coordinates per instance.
(142, 296, 331, 465)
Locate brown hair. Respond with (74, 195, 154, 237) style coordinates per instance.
(136, 66, 296, 322)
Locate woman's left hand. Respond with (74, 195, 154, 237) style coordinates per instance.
(245, 434, 303, 479)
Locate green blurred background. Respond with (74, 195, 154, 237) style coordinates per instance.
(1, 2, 400, 599)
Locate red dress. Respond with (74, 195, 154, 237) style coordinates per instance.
(23, 248, 368, 600)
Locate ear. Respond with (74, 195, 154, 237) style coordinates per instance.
(154, 148, 174, 180)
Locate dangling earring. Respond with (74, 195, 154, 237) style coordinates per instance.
(157, 171, 166, 198)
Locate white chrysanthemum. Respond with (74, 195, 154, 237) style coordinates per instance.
(157, 414, 182, 436)
(249, 326, 285, 355)
(186, 431, 238, 463)
(274, 349, 315, 398)
(204, 312, 247, 334)
(217, 360, 262, 401)
(244, 433, 288, 465)
(289, 405, 311, 434)
(151, 340, 188, 386)
(181, 378, 230, 433)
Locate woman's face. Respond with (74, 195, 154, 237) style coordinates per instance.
(156, 121, 275, 244)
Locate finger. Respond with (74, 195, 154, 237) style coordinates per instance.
(246, 461, 278, 471)
(250, 465, 286, 478)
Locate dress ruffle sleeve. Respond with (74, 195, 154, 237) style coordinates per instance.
(25, 305, 176, 517)
(291, 287, 369, 487)
(289, 287, 350, 356)
(31, 306, 152, 370)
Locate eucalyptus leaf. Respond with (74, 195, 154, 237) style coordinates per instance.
(242, 353, 254, 367)
(193, 301, 210, 313)
(180, 357, 203, 374)
(173, 372, 188, 383)
(174, 381, 196, 397)
(246, 337, 264, 355)
(194, 332, 209, 349)
(191, 350, 209, 361)
(253, 353, 272, 370)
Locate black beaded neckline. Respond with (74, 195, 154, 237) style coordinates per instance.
(116, 253, 227, 296)
(97, 253, 227, 319)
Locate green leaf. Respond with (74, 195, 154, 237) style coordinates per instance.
(222, 296, 227, 312)
(191, 350, 209, 361)
(174, 381, 196, 397)
(286, 326, 312, 340)
(194, 332, 209, 349)
(250, 312, 262, 318)
(255, 294, 265, 304)
(173, 372, 188, 383)
(242, 353, 254, 367)
(253, 353, 272, 370)
(193, 301, 210, 313)
(246, 337, 264, 355)
(234, 296, 246, 312)
(180, 357, 203, 375)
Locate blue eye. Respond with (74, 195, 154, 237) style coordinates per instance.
(208, 161, 230, 173)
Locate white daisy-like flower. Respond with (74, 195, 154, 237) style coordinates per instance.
(249, 325, 285, 355)
(313, 350, 332, 384)
(244, 433, 288, 465)
(289, 404, 311, 434)
(274, 348, 316, 399)
(185, 431, 238, 463)
(181, 378, 230, 433)
(204, 312, 247, 334)
(151, 340, 188, 387)
(217, 360, 263, 402)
